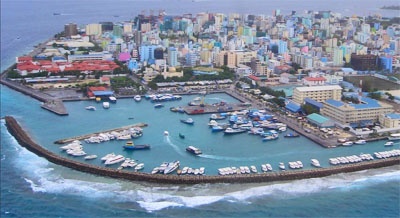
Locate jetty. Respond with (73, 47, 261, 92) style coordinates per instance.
(54, 123, 148, 144)
(5, 116, 400, 185)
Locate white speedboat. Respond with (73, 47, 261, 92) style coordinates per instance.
(134, 163, 144, 171)
(250, 165, 257, 173)
(266, 164, 272, 171)
(134, 95, 141, 102)
(342, 141, 353, 146)
(104, 155, 125, 165)
(199, 167, 205, 175)
(85, 106, 96, 111)
(164, 131, 169, 136)
(84, 155, 97, 160)
(224, 127, 246, 135)
(384, 141, 394, 147)
(101, 153, 116, 161)
(163, 160, 180, 174)
(354, 139, 366, 145)
(311, 159, 321, 167)
(279, 162, 285, 170)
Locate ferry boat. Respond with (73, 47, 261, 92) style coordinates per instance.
(134, 95, 141, 102)
(163, 160, 180, 174)
(85, 106, 96, 111)
(104, 155, 125, 165)
(186, 146, 202, 155)
(388, 133, 400, 141)
(123, 141, 150, 150)
(180, 118, 194, 125)
(102, 102, 110, 109)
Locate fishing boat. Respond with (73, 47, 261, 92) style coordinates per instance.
(123, 141, 150, 150)
(179, 133, 185, 139)
(186, 146, 202, 155)
(85, 106, 96, 111)
(180, 118, 194, 125)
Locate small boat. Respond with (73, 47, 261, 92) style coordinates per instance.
(262, 134, 279, 141)
(311, 159, 321, 167)
(180, 118, 194, 125)
(163, 160, 180, 174)
(134, 163, 144, 171)
(224, 127, 246, 135)
(284, 132, 299, 138)
(123, 141, 151, 150)
(85, 106, 96, 111)
(210, 114, 226, 120)
(186, 146, 202, 155)
(342, 141, 353, 146)
(279, 162, 285, 170)
(388, 133, 400, 141)
(103, 102, 110, 109)
(164, 131, 169, 136)
(154, 104, 164, 108)
(134, 95, 141, 102)
(211, 125, 225, 132)
(354, 139, 367, 145)
(199, 167, 205, 175)
(384, 141, 394, 147)
(84, 155, 97, 160)
(101, 153, 116, 161)
(179, 133, 185, 139)
(250, 165, 257, 173)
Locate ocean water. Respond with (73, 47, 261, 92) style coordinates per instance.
(1, 0, 400, 217)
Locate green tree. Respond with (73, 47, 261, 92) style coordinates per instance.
(301, 104, 318, 115)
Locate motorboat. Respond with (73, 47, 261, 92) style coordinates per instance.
(154, 103, 164, 108)
(180, 118, 194, 125)
(384, 141, 394, 147)
(354, 139, 367, 145)
(123, 141, 151, 150)
(134, 163, 144, 171)
(104, 155, 125, 165)
(262, 134, 279, 141)
(102, 102, 110, 109)
(250, 165, 257, 173)
(163, 160, 180, 174)
(211, 125, 225, 132)
(164, 131, 169, 136)
(134, 95, 141, 102)
(279, 162, 285, 170)
(84, 155, 97, 160)
(199, 167, 205, 175)
(342, 141, 353, 146)
(311, 159, 321, 167)
(261, 164, 268, 172)
(266, 164, 272, 171)
(101, 153, 116, 161)
(209, 114, 226, 120)
(85, 106, 96, 111)
(179, 133, 185, 139)
(224, 127, 246, 135)
(284, 132, 299, 138)
(186, 146, 202, 155)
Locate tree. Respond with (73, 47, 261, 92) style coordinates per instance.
(301, 104, 318, 115)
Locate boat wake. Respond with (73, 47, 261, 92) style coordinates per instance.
(164, 136, 185, 156)
(2, 122, 400, 212)
(198, 154, 258, 161)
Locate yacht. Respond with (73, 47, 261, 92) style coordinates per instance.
(354, 139, 367, 145)
(101, 153, 116, 162)
(104, 155, 125, 165)
(163, 160, 180, 174)
(311, 159, 321, 167)
(388, 133, 400, 141)
(134, 95, 142, 102)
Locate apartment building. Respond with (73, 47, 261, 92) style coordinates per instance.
(292, 85, 342, 104)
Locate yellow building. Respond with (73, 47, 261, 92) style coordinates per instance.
(85, 24, 102, 36)
(321, 98, 394, 125)
(162, 67, 184, 79)
(379, 113, 400, 128)
(293, 85, 342, 104)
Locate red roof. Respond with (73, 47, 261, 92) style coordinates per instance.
(248, 75, 261, 81)
(17, 56, 33, 62)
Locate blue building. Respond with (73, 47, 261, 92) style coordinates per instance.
(140, 45, 157, 62)
(278, 40, 287, 54)
(380, 56, 393, 73)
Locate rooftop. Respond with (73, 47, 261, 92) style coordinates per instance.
(295, 85, 342, 92)
(307, 113, 331, 124)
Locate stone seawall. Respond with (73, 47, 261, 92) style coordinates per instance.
(5, 116, 400, 184)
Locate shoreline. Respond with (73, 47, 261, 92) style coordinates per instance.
(5, 115, 400, 184)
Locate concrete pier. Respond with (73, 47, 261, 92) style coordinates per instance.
(54, 123, 148, 144)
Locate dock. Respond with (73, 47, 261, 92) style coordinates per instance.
(54, 123, 148, 144)
(41, 99, 68, 116)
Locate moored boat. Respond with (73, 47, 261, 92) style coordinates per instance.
(284, 132, 299, 138)
(109, 96, 117, 103)
(311, 159, 321, 167)
(210, 114, 226, 120)
(186, 146, 202, 155)
(224, 127, 246, 135)
(104, 155, 125, 165)
(84, 155, 97, 160)
(388, 133, 400, 141)
(180, 118, 194, 125)
(279, 162, 285, 170)
(342, 141, 353, 146)
(134, 95, 141, 102)
(154, 103, 164, 108)
(163, 160, 180, 174)
(354, 139, 367, 145)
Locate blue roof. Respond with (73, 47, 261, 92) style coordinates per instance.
(307, 113, 330, 124)
(285, 101, 301, 112)
(350, 97, 381, 109)
(325, 99, 344, 107)
(304, 98, 323, 109)
(386, 113, 400, 119)
(93, 91, 114, 96)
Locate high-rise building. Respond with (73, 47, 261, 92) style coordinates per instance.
(333, 47, 344, 67)
(167, 47, 178, 67)
(85, 24, 102, 36)
(140, 45, 157, 62)
(64, 23, 78, 38)
(113, 25, 123, 38)
(350, 54, 378, 71)
(154, 47, 164, 60)
(278, 40, 287, 54)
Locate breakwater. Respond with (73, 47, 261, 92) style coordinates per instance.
(5, 116, 400, 184)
